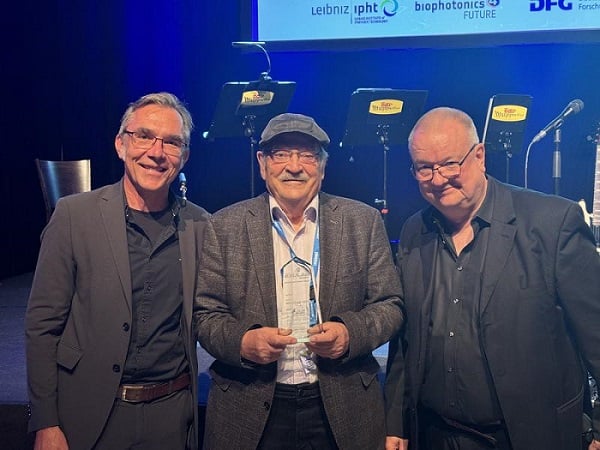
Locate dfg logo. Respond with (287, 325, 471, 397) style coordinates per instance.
(529, 0, 572, 11)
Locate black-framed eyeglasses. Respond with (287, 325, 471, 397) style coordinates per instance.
(123, 130, 187, 156)
(410, 143, 478, 181)
(268, 149, 321, 165)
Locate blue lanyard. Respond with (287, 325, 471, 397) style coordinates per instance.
(272, 218, 321, 326)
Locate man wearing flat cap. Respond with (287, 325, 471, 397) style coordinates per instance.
(195, 113, 404, 449)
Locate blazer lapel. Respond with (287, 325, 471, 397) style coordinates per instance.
(409, 209, 440, 332)
(246, 195, 278, 324)
(401, 210, 440, 389)
(99, 182, 132, 313)
(178, 212, 196, 331)
(318, 193, 342, 321)
(419, 226, 437, 307)
(479, 179, 517, 314)
(416, 221, 438, 378)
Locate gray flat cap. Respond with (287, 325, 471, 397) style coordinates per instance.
(259, 113, 330, 147)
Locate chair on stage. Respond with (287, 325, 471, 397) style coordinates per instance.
(35, 158, 91, 222)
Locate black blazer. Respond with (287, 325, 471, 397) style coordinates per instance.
(25, 181, 210, 450)
(385, 177, 600, 450)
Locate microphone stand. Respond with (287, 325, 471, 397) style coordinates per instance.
(499, 131, 513, 184)
(374, 124, 390, 225)
(242, 114, 258, 197)
(552, 127, 562, 195)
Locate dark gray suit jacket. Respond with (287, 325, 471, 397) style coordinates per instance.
(25, 181, 210, 450)
(385, 176, 600, 450)
(195, 192, 404, 450)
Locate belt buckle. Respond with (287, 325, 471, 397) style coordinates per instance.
(121, 385, 143, 402)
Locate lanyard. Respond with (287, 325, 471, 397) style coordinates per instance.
(272, 218, 321, 326)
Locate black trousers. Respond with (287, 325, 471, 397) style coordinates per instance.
(93, 388, 194, 450)
(419, 409, 513, 450)
(257, 382, 338, 450)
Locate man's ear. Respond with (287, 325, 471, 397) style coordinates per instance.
(115, 135, 125, 161)
(476, 143, 486, 172)
(257, 151, 267, 180)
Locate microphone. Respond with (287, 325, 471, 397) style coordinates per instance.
(531, 99, 584, 143)
(178, 172, 187, 205)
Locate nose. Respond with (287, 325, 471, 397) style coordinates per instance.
(284, 153, 303, 172)
(429, 168, 447, 186)
(146, 138, 166, 157)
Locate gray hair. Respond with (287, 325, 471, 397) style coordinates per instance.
(118, 92, 194, 145)
(315, 146, 329, 171)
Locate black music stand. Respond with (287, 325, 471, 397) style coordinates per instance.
(482, 94, 532, 183)
(340, 88, 428, 220)
(205, 78, 296, 196)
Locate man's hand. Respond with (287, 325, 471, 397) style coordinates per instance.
(34, 426, 69, 450)
(589, 439, 600, 450)
(386, 436, 409, 450)
(305, 321, 349, 359)
(241, 327, 297, 364)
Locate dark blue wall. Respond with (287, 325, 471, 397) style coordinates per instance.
(2, 1, 599, 278)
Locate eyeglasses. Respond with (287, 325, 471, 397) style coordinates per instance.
(268, 149, 321, 165)
(410, 143, 478, 181)
(123, 130, 187, 156)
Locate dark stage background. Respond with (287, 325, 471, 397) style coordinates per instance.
(2, 1, 599, 279)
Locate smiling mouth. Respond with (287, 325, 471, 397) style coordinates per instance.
(140, 164, 167, 173)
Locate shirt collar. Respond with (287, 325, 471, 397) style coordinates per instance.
(474, 176, 493, 226)
(124, 191, 181, 225)
(269, 194, 319, 226)
(425, 176, 493, 232)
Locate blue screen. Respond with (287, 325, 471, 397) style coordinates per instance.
(249, 0, 600, 48)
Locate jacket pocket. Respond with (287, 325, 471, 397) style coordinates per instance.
(356, 355, 382, 389)
(209, 366, 232, 392)
(56, 342, 83, 371)
(359, 370, 378, 389)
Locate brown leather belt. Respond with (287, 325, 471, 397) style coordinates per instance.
(117, 372, 191, 403)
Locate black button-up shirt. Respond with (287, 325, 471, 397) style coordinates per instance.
(121, 199, 188, 383)
(420, 180, 504, 425)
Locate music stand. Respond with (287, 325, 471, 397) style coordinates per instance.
(340, 88, 428, 220)
(205, 78, 296, 196)
(482, 94, 532, 183)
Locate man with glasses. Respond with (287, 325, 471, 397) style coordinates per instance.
(385, 107, 600, 450)
(195, 113, 403, 449)
(26, 92, 210, 449)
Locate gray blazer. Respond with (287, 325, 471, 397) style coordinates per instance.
(25, 181, 210, 450)
(195, 192, 404, 450)
(385, 176, 600, 450)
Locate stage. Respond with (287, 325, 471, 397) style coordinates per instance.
(0, 272, 388, 449)
(0, 272, 217, 450)
(0, 272, 34, 450)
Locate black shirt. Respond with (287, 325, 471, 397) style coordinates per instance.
(121, 199, 188, 383)
(420, 180, 504, 425)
